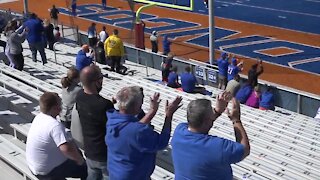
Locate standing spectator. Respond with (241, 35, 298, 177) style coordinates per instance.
(248, 59, 264, 87)
(171, 95, 250, 180)
(88, 23, 97, 48)
(161, 53, 174, 82)
(102, 0, 107, 9)
(162, 35, 171, 55)
(24, 13, 47, 65)
(77, 65, 114, 179)
(225, 74, 241, 97)
(60, 67, 82, 129)
(235, 82, 253, 104)
(104, 29, 125, 73)
(150, 30, 158, 53)
(7, 23, 27, 71)
(53, 26, 61, 42)
(259, 86, 275, 110)
(4, 20, 18, 68)
(50, 5, 59, 27)
(217, 52, 229, 90)
(314, 107, 320, 123)
(75, 44, 94, 71)
(71, 0, 77, 16)
(26, 92, 87, 180)
(227, 58, 243, 81)
(180, 66, 207, 95)
(95, 41, 107, 64)
(43, 19, 55, 50)
(106, 86, 182, 180)
(246, 86, 261, 108)
(167, 66, 181, 88)
(99, 26, 109, 43)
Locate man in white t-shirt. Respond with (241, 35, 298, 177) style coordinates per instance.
(99, 26, 109, 43)
(26, 92, 87, 179)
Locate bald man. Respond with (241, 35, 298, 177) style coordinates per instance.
(75, 65, 114, 179)
(75, 44, 94, 71)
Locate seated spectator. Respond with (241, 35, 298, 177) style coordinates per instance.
(75, 44, 93, 71)
(95, 41, 106, 64)
(235, 82, 253, 104)
(106, 86, 182, 180)
(259, 86, 275, 110)
(248, 59, 264, 87)
(60, 67, 82, 129)
(246, 86, 261, 108)
(217, 52, 229, 90)
(314, 107, 320, 123)
(53, 26, 61, 42)
(76, 65, 114, 179)
(161, 53, 174, 82)
(167, 66, 181, 88)
(181, 66, 208, 95)
(227, 58, 243, 81)
(171, 93, 250, 179)
(225, 74, 240, 97)
(26, 92, 87, 180)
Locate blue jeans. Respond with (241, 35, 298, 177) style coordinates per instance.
(86, 158, 108, 180)
(35, 159, 87, 180)
(29, 42, 47, 64)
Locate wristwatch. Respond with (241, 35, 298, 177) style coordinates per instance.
(213, 108, 222, 117)
(232, 120, 242, 124)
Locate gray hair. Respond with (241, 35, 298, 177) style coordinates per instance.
(187, 99, 212, 128)
(116, 86, 143, 111)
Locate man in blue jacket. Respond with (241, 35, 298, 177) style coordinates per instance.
(23, 13, 47, 65)
(259, 86, 275, 110)
(106, 86, 182, 180)
(76, 44, 93, 71)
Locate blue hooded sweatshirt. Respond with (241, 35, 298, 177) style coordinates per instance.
(105, 109, 170, 180)
(162, 35, 171, 54)
(259, 91, 275, 110)
(23, 18, 44, 44)
(235, 83, 253, 104)
(75, 50, 93, 71)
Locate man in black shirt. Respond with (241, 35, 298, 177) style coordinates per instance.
(50, 5, 59, 27)
(76, 65, 113, 180)
(248, 59, 264, 87)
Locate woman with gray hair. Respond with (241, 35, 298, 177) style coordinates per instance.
(106, 86, 182, 179)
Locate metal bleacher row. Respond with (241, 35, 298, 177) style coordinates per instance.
(0, 37, 319, 180)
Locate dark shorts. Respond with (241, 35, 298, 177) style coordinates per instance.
(218, 74, 227, 84)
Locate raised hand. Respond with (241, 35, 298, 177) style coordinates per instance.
(215, 91, 232, 114)
(226, 98, 241, 122)
(150, 92, 161, 112)
(165, 96, 183, 117)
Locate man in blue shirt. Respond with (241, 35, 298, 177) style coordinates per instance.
(172, 93, 250, 180)
(162, 35, 171, 55)
(23, 13, 47, 65)
(217, 52, 229, 90)
(227, 58, 243, 81)
(106, 86, 182, 180)
(76, 44, 93, 71)
(259, 86, 275, 110)
(180, 66, 207, 94)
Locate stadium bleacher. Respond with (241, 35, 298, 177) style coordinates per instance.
(0, 29, 319, 180)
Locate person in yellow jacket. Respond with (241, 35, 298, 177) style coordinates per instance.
(104, 29, 124, 72)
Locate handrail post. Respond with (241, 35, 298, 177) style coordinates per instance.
(61, 23, 65, 38)
(297, 94, 301, 114)
(53, 42, 61, 64)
